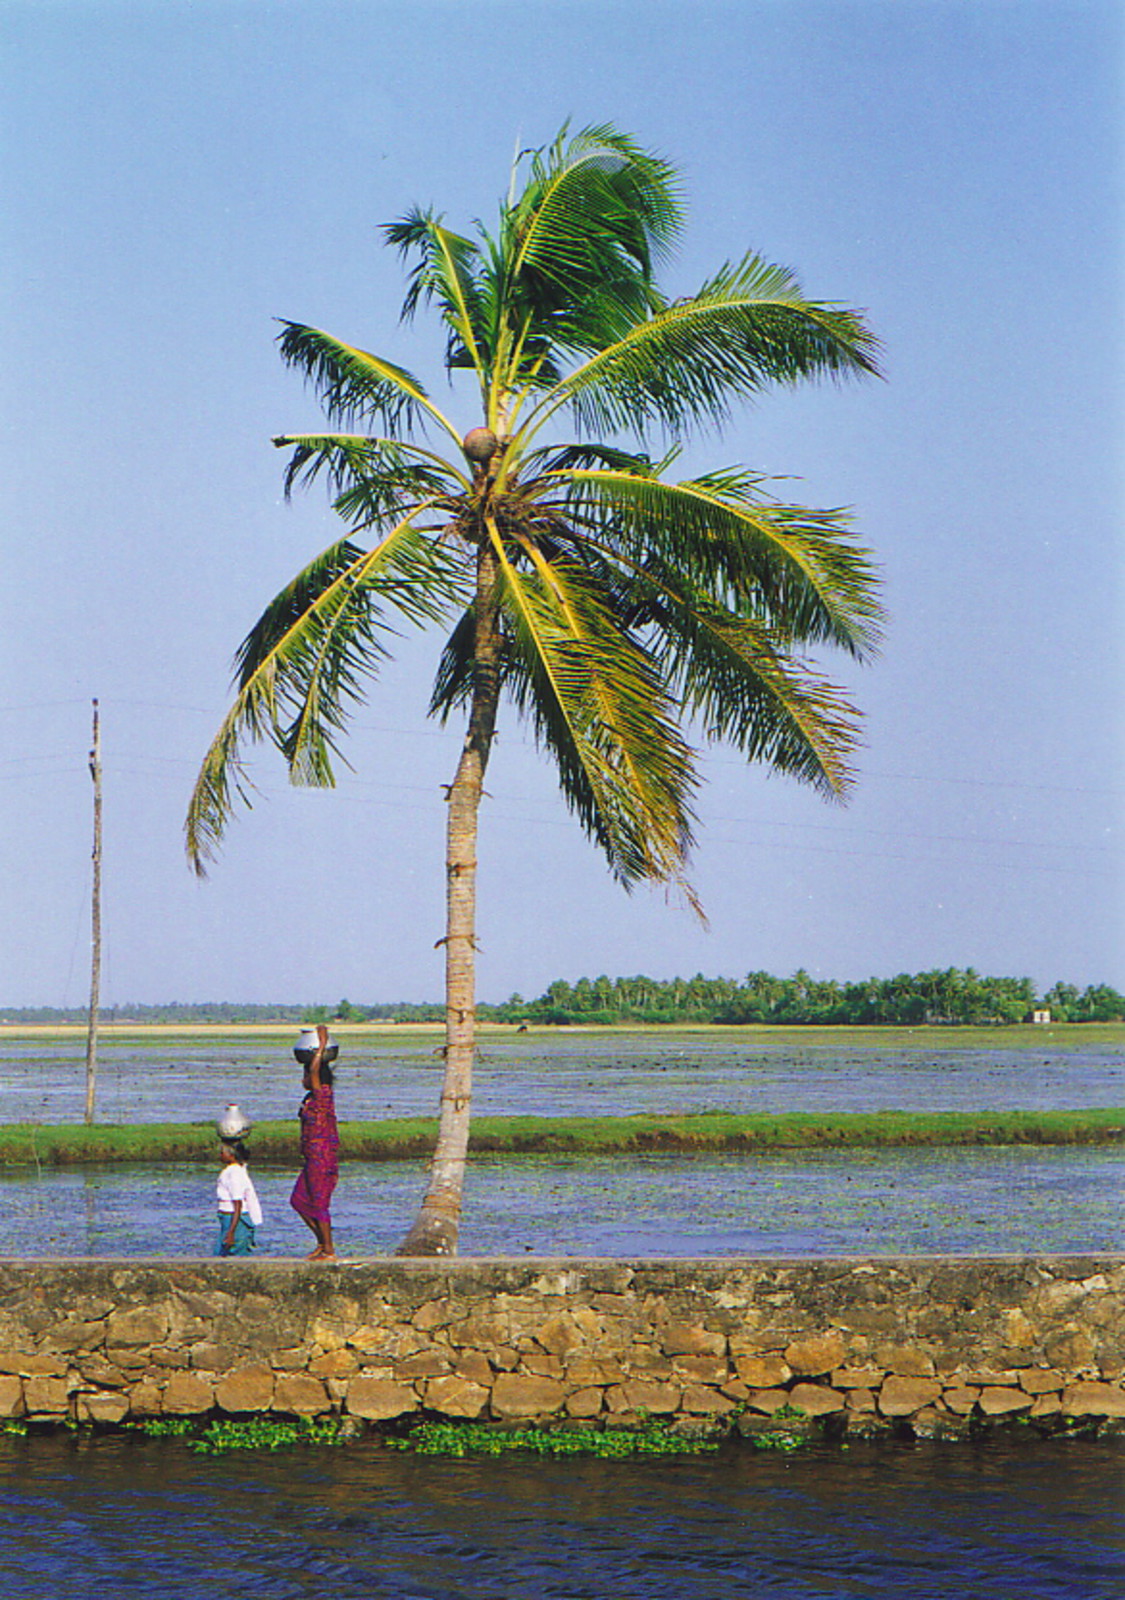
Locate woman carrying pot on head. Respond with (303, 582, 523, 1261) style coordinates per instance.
(290, 1023, 339, 1260)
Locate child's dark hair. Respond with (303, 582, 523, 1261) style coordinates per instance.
(221, 1138, 248, 1164)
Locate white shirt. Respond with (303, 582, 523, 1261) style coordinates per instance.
(216, 1162, 263, 1227)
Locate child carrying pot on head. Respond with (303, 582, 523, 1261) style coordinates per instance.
(215, 1136, 263, 1256)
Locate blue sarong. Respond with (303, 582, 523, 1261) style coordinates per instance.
(215, 1214, 257, 1256)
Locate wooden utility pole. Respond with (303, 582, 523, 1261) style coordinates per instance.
(84, 699, 102, 1124)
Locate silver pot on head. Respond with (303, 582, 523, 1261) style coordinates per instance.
(216, 1103, 253, 1140)
(294, 1028, 339, 1066)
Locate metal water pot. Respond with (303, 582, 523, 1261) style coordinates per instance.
(294, 1028, 339, 1066)
(216, 1103, 252, 1140)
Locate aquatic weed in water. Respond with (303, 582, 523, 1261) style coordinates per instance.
(393, 1420, 721, 1457)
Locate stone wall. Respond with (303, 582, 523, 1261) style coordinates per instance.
(1, 1257, 1123, 1438)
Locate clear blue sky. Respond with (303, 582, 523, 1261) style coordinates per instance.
(1, 0, 1121, 1007)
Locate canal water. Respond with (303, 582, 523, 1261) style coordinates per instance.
(3, 1145, 1122, 1258)
(2, 1030, 1122, 1124)
(0, 1431, 1120, 1599)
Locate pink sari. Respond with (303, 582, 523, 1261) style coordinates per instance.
(290, 1083, 339, 1225)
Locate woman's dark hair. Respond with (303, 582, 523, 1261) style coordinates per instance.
(318, 1060, 335, 1087)
(220, 1138, 248, 1164)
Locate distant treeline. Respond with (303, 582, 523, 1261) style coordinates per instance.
(4, 970, 1123, 1027)
(505, 970, 1125, 1026)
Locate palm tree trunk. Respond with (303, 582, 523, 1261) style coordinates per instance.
(396, 541, 500, 1255)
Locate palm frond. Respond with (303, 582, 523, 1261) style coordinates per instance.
(510, 123, 681, 284)
(491, 532, 697, 891)
(384, 209, 489, 377)
(548, 466, 884, 659)
(276, 322, 461, 445)
(273, 433, 467, 524)
(523, 252, 880, 441)
(623, 565, 862, 796)
(186, 515, 467, 871)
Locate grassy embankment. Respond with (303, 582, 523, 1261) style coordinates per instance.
(0, 1108, 1120, 1167)
(5, 1021, 1125, 1048)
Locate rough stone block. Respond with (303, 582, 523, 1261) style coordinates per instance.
(23, 1377, 70, 1417)
(1018, 1368, 1064, 1396)
(789, 1383, 845, 1417)
(0, 1376, 24, 1418)
(309, 1318, 350, 1353)
(661, 1322, 726, 1358)
(521, 1351, 565, 1380)
(681, 1384, 737, 1416)
(162, 1372, 214, 1414)
(274, 1374, 332, 1415)
(832, 1366, 885, 1389)
(44, 1320, 105, 1355)
(272, 1345, 312, 1370)
(424, 1376, 489, 1419)
(76, 1391, 130, 1424)
(457, 1312, 511, 1348)
(535, 1313, 586, 1356)
(672, 1354, 731, 1385)
(605, 1379, 680, 1416)
(1002, 1309, 1037, 1349)
(785, 1333, 846, 1377)
(128, 1380, 164, 1416)
(1044, 1329, 1096, 1369)
(413, 1300, 452, 1333)
(942, 1387, 981, 1415)
(189, 1343, 239, 1373)
(0, 1353, 65, 1379)
(565, 1386, 604, 1419)
(309, 1349, 359, 1381)
(745, 1388, 791, 1415)
(628, 1347, 674, 1379)
(877, 1344, 936, 1378)
(453, 1352, 493, 1387)
(735, 1353, 791, 1388)
(75, 1358, 128, 1389)
(149, 1348, 190, 1370)
(565, 1355, 621, 1387)
(104, 1346, 150, 1372)
(845, 1388, 877, 1414)
(215, 1365, 275, 1413)
(878, 1377, 942, 1416)
(1062, 1380, 1125, 1418)
(346, 1377, 418, 1420)
(491, 1373, 568, 1418)
(106, 1307, 169, 1347)
(978, 1387, 1032, 1416)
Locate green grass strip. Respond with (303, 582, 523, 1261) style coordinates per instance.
(0, 1108, 1121, 1166)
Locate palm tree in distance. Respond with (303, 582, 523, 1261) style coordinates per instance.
(186, 124, 884, 1256)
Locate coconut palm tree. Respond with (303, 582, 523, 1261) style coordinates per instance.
(186, 123, 883, 1256)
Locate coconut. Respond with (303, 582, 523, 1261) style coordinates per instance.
(462, 427, 498, 464)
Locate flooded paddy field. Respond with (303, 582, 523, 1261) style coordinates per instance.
(3, 1144, 1120, 1259)
(1, 1430, 1121, 1599)
(1, 1028, 1122, 1126)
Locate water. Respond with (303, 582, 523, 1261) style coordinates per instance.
(0, 1432, 1120, 1598)
(2, 1032, 1121, 1125)
(2, 1144, 1121, 1258)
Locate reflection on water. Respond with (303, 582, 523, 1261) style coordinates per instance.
(1, 1146, 1120, 1258)
(0, 1433, 1120, 1599)
(1, 1032, 1122, 1125)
